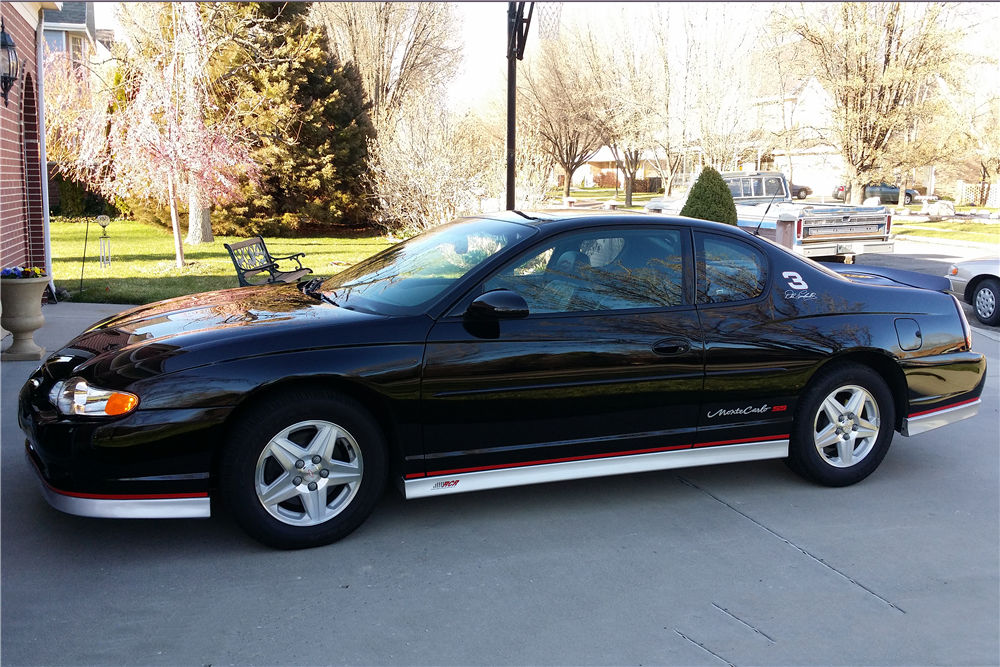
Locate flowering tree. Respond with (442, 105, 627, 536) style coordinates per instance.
(46, 3, 260, 267)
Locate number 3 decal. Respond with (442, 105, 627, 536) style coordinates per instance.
(782, 271, 809, 290)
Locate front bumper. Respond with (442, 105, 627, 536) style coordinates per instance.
(19, 377, 225, 517)
(26, 446, 210, 518)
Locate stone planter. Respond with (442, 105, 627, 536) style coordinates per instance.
(1, 276, 49, 361)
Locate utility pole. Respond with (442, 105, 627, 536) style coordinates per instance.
(506, 2, 533, 210)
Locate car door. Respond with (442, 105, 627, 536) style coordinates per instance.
(693, 231, 803, 448)
(419, 226, 704, 477)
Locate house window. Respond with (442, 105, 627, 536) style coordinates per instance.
(44, 30, 66, 54)
(70, 36, 85, 67)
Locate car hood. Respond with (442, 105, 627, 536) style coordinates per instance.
(48, 283, 424, 383)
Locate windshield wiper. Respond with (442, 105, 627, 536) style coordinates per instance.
(301, 278, 339, 306)
(511, 210, 540, 221)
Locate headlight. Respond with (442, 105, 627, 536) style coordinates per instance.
(47, 377, 139, 417)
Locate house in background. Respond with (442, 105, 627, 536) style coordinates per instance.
(1, 1, 60, 286)
(40, 0, 96, 67)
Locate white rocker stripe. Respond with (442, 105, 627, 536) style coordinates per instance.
(902, 398, 981, 437)
(403, 439, 789, 500)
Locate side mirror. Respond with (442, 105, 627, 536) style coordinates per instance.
(466, 289, 529, 320)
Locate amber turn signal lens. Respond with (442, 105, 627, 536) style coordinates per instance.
(105, 393, 139, 416)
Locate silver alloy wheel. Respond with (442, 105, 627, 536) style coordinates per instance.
(812, 384, 881, 468)
(975, 285, 996, 320)
(255, 419, 364, 526)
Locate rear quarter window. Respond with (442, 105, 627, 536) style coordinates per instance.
(696, 233, 768, 304)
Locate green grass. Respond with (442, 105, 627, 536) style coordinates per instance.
(893, 221, 1000, 245)
(546, 187, 661, 204)
(50, 217, 394, 304)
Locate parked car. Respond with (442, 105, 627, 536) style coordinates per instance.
(789, 183, 812, 200)
(19, 212, 986, 549)
(947, 257, 1000, 326)
(833, 183, 919, 205)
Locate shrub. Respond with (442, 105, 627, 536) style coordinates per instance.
(679, 166, 737, 226)
(51, 173, 119, 217)
(594, 172, 619, 189)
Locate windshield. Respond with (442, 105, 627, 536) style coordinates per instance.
(319, 218, 535, 315)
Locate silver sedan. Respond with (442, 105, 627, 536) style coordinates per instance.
(947, 256, 1000, 326)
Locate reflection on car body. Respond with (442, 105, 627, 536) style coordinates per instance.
(19, 211, 986, 549)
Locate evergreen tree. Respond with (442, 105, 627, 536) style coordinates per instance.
(216, 2, 375, 234)
(679, 166, 737, 226)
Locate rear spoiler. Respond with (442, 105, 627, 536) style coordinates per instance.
(828, 265, 951, 292)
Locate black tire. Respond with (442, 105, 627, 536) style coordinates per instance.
(786, 362, 895, 487)
(221, 388, 387, 549)
(903, 193, 912, 205)
(972, 278, 1000, 326)
(797, 190, 807, 200)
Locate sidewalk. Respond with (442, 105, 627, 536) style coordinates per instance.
(0, 302, 131, 362)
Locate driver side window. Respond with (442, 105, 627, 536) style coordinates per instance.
(484, 229, 686, 314)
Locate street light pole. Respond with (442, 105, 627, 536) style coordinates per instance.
(506, 2, 533, 210)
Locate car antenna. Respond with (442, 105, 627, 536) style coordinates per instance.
(753, 190, 781, 237)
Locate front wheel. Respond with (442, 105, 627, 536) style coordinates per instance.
(786, 363, 895, 487)
(221, 389, 387, 549)
(903, 193, 912, 205)
(973, 278, 1000, 326)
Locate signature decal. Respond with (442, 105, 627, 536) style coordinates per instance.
(784, 289, 818, 300)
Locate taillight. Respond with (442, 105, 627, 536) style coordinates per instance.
(795, 218, 803, 239)
(885, 214, 891, 235)
(952, 295, 972, 351)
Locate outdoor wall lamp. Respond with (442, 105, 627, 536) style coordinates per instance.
(0, 18, 20, 106)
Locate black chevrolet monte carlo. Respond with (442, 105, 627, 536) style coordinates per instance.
(19, 212, 987, 549)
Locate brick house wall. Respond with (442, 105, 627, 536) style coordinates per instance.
(0, 3, 47, 271)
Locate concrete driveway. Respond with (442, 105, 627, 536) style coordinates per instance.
(1, 257, 997, 666)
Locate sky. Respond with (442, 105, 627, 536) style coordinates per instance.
(93, 2, 999, 112)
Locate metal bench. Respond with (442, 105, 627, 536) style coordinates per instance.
(223, 236, 313, 287)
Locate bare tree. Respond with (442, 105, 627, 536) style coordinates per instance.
(647, 5, 680, 196)
(685, 5, 768, 172)
(521, 36, 603, 199)
(311, 3, 462, 133)
(367, 87, 550, 233)
(757, 14, 817, 185)
(575, 14, 657, 207)
(777, 2, 966, 204)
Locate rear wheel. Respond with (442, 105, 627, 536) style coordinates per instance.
(221, 389, 387, 549)
(786, 363, 895, 487)
(973, 278, 1000, 326)
(797, 189, 807, 200)
(903, 193, 912, 205)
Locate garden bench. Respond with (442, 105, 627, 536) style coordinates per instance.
(223, 236, 313, 287)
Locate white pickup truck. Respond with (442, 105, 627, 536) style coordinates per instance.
(648, 171, 894, 262)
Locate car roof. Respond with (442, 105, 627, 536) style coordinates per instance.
(474, 209, 749, 236)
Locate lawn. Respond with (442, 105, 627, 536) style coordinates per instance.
(50, 217, 395, 304)
(546, 187, 662, 204)
(892, 221, 1000, 245)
